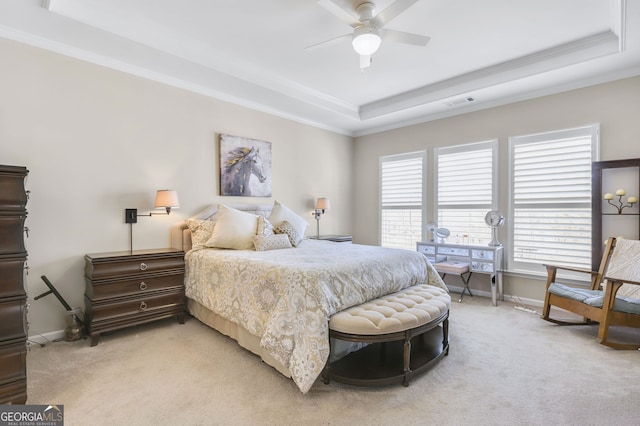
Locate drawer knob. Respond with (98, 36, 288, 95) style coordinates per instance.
(139, 301, 147, 311)
(139, 281, 148, 290)
(139, 262, 148, 271)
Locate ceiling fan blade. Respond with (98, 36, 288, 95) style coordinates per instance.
(373, 0, 419, 27)
(382, 29, 430, 47)
(305, 33, 352, 51)
(360, 54, 372, 69)
(317, 0, 361, 27)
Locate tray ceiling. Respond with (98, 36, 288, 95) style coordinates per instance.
(1, 0, 638, 136)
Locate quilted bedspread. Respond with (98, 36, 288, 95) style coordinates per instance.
(184, 239, 446, 393)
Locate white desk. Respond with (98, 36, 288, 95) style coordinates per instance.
(416, 242, 504, 306)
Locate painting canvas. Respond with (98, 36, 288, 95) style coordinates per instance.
(220, 134, 272, 197)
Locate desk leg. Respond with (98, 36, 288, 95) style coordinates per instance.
(490, 271, 504, 306)
(490, 274, 497, 306)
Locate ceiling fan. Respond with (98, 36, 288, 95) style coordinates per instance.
(307, 0, 430, 69)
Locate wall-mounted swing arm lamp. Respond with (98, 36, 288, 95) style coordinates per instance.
(312, 197, 331, 240)
(124, 190, 179, 253)
(125, 190, 180, 223)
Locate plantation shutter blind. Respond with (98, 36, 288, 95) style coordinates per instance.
(436, 143, 495, 244)
(380, 152, 425, 249)
(511, 126, 597, 270)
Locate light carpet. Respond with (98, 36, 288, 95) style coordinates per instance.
(26, 296, 640, 426)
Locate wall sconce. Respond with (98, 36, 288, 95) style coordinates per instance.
(604, 189, 637, 214)
(312, 197, 331, 239)
(125, 190, 180, 252)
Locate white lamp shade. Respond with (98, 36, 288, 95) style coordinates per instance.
(155, 190, 180, 209)
(316, 197, 331, 211)
(352, 26, 381, 56)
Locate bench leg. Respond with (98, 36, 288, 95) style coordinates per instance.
(322, 366, 330, 385)
(323, 337, 332, 384)
(442, 317, 449, 355)
(403, 332, 412, 387)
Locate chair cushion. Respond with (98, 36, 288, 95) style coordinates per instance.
(614, 296, 640, 315)
(548, 283, 603, 304)
(548, 283, 640, 315)
(434, 261, 469, 275)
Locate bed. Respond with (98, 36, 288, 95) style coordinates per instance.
(171, 202, 446, 393)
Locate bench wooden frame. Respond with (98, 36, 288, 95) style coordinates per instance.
(322, 309, 449, 387)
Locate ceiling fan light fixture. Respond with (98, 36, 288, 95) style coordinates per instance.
(352, 26, 381, 56)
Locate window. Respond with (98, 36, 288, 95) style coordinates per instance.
(509, 125, 599, 274)
(435, 141, 497, 245)
(380, 151, 426, 249)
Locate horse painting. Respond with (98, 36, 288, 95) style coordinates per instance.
(221, 146, 268, 196)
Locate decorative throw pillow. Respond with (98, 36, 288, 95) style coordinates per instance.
(253, 234, 292, 251)
(268, 200, 308, 240)
(256, 216, 275, 236)
(275, 220, 303, 247)
(186, 219, 216, 250)
(205, 204, 259, 250)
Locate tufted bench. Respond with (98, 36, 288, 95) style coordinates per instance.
(323, 284, 451, 387)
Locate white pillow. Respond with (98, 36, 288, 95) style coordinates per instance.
(268, 200, 308, 239)
(274, 220, 303, 247)
(186, 219, 215, 250)
(253, 234, 292, 251)
(257, 216, 274, 236)
(205, 204, 259, 250)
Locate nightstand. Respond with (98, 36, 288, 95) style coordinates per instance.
(310, 235, 352, 243)
(84, 248, 185, 346)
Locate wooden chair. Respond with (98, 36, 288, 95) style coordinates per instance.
(541, 237, 640, 349)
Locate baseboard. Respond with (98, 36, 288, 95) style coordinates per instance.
(446, 285, 544, 309)
(28, 330, 65, 346)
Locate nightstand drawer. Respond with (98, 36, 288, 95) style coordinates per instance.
(86, 272, 184, 301)
(87, 291, 184, 323)
(85, 251, 184, 280)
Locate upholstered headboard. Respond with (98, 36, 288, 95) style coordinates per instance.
(171, 204, 273, 252)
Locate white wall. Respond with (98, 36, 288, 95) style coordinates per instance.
(0, 38, 354, 337)
(3, 35, 639, 335)
(353, 76, 640, 301)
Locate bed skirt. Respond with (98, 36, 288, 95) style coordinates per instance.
(187, 298, 292, 378)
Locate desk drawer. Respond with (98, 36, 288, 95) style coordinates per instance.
(472, 249, 494, 261)
(416, 244, 435, 255)
(438, 246, 469, 256)
(471, 261, 495, 273)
